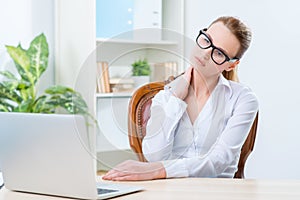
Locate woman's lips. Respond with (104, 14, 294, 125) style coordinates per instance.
(194, 56, 205, 67)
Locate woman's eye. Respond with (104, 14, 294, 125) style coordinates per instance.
(204, 37, 210, 44)
(214, 49, 225, 58)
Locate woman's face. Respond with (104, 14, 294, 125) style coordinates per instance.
(190, 22, 240, 78)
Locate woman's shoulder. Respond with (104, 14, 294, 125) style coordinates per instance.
(228, 80, 258, 103)
(228, 80, 255, 94)
(218, 75, 256, 99)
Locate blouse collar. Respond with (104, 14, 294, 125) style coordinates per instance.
(216, 74, 233, 98)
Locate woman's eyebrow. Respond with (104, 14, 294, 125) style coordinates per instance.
(205, 32, 214, 42)
(206, 32, 231, 56)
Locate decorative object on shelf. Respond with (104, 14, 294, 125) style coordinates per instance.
(0, 33, 94, 122)
(96, 0, 134, 39)
(96, 0, 162, 40)
(151, 61, 178, 82)
(96, 61, 111, 93)
(131, 58, 151, 76)
(131, 58, 151, 88)
(109, 77, 134, 93)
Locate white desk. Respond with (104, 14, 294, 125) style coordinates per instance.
(1, 177, 300, 200)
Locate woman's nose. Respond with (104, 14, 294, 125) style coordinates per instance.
(202, 48, 211, 60)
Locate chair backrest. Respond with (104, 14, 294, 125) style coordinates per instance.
(128, 78, 259, 178)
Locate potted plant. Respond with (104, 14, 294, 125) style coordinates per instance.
(131, 58, 151, 88)
(0, 33, 94, 123)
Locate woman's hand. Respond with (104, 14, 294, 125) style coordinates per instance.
(102, 160, 166, 181)
(167, 67, 193, 100)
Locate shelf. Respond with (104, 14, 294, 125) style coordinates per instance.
(96, 92, 133, 98)
(96, 38, 178, 45)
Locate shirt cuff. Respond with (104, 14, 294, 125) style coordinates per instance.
(161, 159, 189, 178)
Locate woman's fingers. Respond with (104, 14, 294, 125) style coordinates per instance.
(102, 160, 166, 181)
(169, 66, 193, 100)
(103, 170, 141, 181)
(102, 161, 135, 180)
(184, 66, 193, 80)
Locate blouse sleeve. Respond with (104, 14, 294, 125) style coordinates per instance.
(161, 87, 259, 178)
(142, 89, 187, 161)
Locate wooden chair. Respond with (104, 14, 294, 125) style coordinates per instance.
(128, 77, 259, 179)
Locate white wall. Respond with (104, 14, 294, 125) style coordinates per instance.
(0, 0, 55, 92)
(54, 0, 97, 167)
(54, 0, 96, 88)
(0, 0, 54, 171)
(184, 0, 300, 179)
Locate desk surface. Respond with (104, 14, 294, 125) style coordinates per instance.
(1, 177, 300, 200)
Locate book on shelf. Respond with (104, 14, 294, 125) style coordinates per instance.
(151, 61, 178, 82)
(109, 77, 135, 93)
(96, 61, 111, 93)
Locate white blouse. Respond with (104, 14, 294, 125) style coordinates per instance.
(142, 74, 259, 178)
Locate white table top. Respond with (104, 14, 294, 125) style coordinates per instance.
(1, 177, 300, 200)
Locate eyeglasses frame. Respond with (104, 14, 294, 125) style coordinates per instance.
(196, 28, 239, 65)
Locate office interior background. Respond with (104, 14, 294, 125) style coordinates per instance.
(1, 0, 300, 179)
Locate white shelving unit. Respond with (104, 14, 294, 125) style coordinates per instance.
(95, 0, 185, 170)
(55, 0, 185, 171)
(96, 38, 178, 45)
(95, 92, 133, 98)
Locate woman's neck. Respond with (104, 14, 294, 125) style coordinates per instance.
(191, 70, 219, 98)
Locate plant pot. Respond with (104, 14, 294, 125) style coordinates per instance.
(132, 76, 150, 88)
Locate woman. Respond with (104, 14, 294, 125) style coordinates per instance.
(103, 16, 258, 181)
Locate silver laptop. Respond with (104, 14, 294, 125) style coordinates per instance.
(0, 112, 143, 199)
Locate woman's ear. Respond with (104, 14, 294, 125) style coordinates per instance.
(225, 60, 240, 72)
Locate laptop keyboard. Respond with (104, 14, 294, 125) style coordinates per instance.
(97, 188, 119, 195)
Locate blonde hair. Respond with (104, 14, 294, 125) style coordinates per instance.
(210, 16, 252, 82)
(222, 68, 239, 82)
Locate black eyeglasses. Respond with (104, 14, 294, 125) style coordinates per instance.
(196, 28, 239, 65)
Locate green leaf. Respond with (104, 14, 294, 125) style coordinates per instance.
(32, 95, 55, 113)
(13, 99, 33, 112)
(0, 70, 32, 102)
(43, 85, 89, 115)
(0, 98, 14, 112)
(0, 82, 23, 103)
(27, 33, 49, 83)
(1, 80, 19, 90)
(0, 70, 18, 81)
(45, 85, 75, 94)
(17, 81, 31, 90)
(5, 45, 32, 83)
